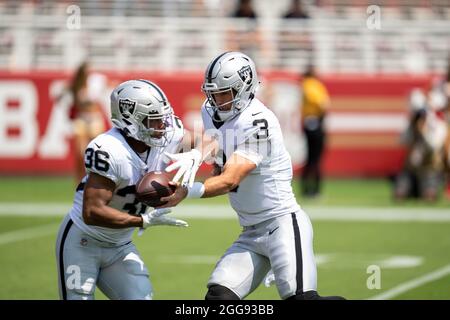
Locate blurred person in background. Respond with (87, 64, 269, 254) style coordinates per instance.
(226, 0, 269, 61)
(227, 0, 258, 52)
(300, 65, 330, 198)
(427, 76, 449, 200)
(278, 0, 313, 62)
(394, 85, 448, 202)
(443, 62, 450, 200)
(67, 61, 108, 183)
(232, 0, 257, 18)
(283, 0, 310, 19)
(394, 89, 428, 200)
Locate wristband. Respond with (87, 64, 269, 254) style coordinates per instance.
(187, 182, 205, 198)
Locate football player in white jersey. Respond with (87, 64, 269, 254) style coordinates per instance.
(55, 79, 189, 300)
(163, 52, 345, 300)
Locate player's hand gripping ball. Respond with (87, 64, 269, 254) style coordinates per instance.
(136, 171, 175, 207)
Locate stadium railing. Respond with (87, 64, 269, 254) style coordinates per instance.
(0, 14, 448, 74)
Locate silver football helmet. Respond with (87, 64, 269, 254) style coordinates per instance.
(110, 79, 175, 147)
(201, 51, 260, 122)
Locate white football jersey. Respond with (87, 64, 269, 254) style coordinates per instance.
(69, 118, 184, 245)
(202, 98, 300, 226)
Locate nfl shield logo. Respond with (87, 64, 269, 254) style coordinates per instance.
(118, 99, 136, 118)
(237, 65, 252, 84)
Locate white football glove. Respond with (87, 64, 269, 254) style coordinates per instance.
(164, 149, 203, 188)
(138, 208, 188, 236)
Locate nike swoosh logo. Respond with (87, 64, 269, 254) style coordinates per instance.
(95, 143, 101, 148)
(268, 226, 279, 235)
(252, 112, 262, 116)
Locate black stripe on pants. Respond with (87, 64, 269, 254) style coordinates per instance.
(291, 212, 303, 295)
(59, 219, 73, 300)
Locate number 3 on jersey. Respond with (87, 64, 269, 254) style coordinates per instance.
(85, 148, 110, 172)
(253, 119, 269, 139)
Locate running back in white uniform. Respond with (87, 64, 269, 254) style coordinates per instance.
(56, 118, 184, 300)
(202, 98, 300, 226)
(70, 123, 184, 245)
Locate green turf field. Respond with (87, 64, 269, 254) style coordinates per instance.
(0, 176, 449, 300)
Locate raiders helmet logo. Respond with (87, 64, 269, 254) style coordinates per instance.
(118, 99, 136, 118)
(238, 65, 253, 84)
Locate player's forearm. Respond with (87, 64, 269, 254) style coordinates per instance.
(201, 174, 239, 198)
(83, 204, 143, 229)
(199, 155, 255, 198)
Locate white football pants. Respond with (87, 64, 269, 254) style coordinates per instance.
(207, 210, 317, 299)
(55, 214, 152, 300)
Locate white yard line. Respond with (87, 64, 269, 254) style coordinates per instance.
(157, 253, 332, 265)
(0, 203, 449, 222)
(368, 264, 450, 300)
(0, 203, 70, 216)
(305, 207, 450, 222)
(0, 223, 59, 245)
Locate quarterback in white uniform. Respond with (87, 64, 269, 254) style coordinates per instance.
(55, 80, 188, 300)
(163, 52, 345, 300)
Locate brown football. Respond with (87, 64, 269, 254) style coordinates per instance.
(135, 171, 175, 208)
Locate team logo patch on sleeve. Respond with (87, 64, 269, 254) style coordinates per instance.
(119, 99, 136, 118)
(238, 65, 253, 84)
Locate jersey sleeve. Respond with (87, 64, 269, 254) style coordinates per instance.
(235, 110, 272, 146)
(84, 137, 122, 185)
(234, 108, 273, 166)
(234, 137, 270, 167)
